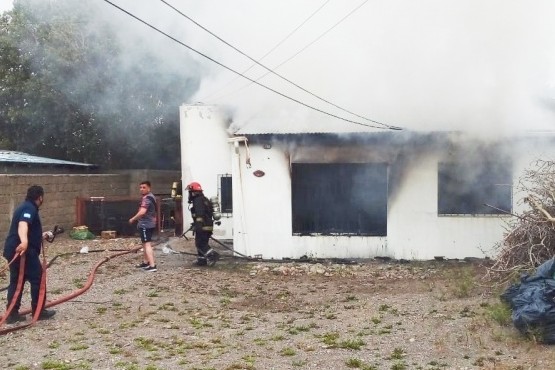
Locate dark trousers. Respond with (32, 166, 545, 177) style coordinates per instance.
(195, 231, 212, 257)
(7, 252, 44, 313)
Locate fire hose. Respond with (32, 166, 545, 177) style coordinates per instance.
(0, 226, 65, 333)
(180, 225, 254, 260)
(0, 226, 144, 335)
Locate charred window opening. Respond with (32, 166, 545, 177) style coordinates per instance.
(438, 161, 512, 215)
(291, 163, 388, 236)
(219, 174, 233, 214)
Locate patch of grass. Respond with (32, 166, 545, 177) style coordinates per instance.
(320, 332, 340, 347)
(339, 338, 365, 350)
(159, 302, 178, 311)
(109, 346, 123, 354)
(426, 360, 450, 369)
(271, 334, 285, 341)
(41, 360, 72, 369)
(189, 317, 213, 329)
(134, 337, 158, 352)
(96, 306, 107, 314)
(346, 358, 378, 370)
(346, 358, 363, 368)
(227, 363, 252, 370)
(47, 341, 60, 349)
(114, 362, 139, 370)
(72, 278, 85, 289)
(389, 347, 406, 360)
(118, 321, 138, 329)
(449, 267, 475, 298)
(146, 290, 159, 298)
(391, 361, 408, 370)
(280, 347, 296, 356)
(253, 337, 268, 346)
(69, 343, 89, 351)
(485, 302, 512, 326)
(241, 354, 256, 367)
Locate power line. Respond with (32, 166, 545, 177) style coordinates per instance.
(199, 0, 332, 103)
(101, 0, 399, 131)
(159, 0, 401, 130)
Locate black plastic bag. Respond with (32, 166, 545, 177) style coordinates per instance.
(501, 258, 555, 344)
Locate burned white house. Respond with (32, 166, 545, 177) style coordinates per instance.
(180, 104, 555, 260)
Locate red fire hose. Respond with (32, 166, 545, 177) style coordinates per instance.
(0, 245, 142, 335)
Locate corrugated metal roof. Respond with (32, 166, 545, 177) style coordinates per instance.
(230, 111, 392, 135)
(0, 151, 96, 167)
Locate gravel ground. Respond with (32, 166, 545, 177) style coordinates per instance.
(0, 234, 554, 370)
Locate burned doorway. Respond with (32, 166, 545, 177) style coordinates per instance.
(291, 163, 388, 236)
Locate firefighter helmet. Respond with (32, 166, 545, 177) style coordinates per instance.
(187, 182, 203, 192)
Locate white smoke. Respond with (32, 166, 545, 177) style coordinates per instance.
(8, 0, 555, 135)
(155, 0, 555, 135)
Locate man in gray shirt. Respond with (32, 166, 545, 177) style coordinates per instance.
(129, 181, 157, 272)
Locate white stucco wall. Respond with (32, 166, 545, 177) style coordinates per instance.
(387, 153, 509, 260)
(179, 104, 232, 239)
(232, 139, 555, 260)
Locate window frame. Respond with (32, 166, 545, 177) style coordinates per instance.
(218, 173, 233, 216)
(437, 161, 513, 216)
(291, 162, 388, 236)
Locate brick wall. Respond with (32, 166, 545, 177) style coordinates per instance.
(0, 170, 180, 241)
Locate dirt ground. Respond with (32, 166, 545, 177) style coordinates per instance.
(0, 233, 554, 370)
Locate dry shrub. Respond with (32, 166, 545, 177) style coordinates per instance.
(487, 160, 555, 284)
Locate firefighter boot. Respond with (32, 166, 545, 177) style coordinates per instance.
(206, 249, 220, 267)
(193, 257, 208, 266)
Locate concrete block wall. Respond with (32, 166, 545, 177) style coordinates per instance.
(117, 169, 180, 197)
(0, 170, 180, 242)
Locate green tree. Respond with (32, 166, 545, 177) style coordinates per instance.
(0, 0, 200, 169)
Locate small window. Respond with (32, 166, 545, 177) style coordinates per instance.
(219, 174, 232, 214)
(438, 161, 512, 215)
(291, 163, 388, 236)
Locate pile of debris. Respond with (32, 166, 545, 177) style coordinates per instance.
(488, 160, 555, 283)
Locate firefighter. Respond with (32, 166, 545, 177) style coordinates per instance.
(186, 182, 220, 266)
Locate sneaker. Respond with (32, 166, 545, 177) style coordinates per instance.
(5, 312, 26, 324)
(144, 265, 157, 272)
(136, 262, 149, 268)
(35, 309, 56, 321)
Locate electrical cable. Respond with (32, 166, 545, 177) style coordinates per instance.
(101, 0, 399, 131)
(160, 0, 401, 130)
(198, 0, 332, 102)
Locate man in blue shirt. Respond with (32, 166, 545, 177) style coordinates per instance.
(2, 185, 56, 323)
